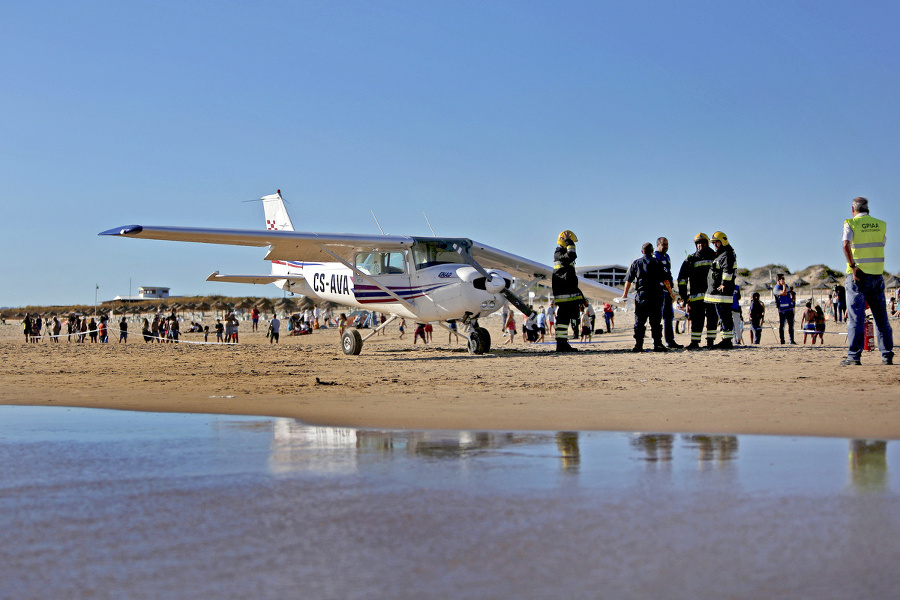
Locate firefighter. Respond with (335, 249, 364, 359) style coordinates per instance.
(677, 233, 717, 349)
(552, 230, 584, 352)
(705, 231, 737, 349)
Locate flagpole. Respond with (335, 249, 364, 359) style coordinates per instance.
(94, 284, 98, 316)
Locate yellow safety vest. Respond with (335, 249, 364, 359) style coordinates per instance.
(845, 214, 886, 275)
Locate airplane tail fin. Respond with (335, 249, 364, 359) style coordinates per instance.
(262, 190, 295, 232)
(261, 190, 297, 280)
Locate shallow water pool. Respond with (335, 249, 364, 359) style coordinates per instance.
(1, 406, 897, 599)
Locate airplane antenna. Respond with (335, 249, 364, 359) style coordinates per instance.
(423, 212, 436, 236)
(371, 211, 387, 235)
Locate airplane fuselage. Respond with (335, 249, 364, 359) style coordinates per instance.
(275, 257, 509, 322)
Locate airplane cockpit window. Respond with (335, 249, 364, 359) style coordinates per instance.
(354, 251, 407, 276)
(411, 241, 466, 270)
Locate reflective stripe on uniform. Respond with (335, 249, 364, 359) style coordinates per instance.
(704, 293, 733, 304)
(552, 293, 584, 303)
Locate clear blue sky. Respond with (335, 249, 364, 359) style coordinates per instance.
(3, 1, 898, 307)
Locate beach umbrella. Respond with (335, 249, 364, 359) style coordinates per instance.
(196, 302, 211, 317)
(792, 277, 809, 288)
(811, 281, 832, 303)
(885, 275, 900, 289)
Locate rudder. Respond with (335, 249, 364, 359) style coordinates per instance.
(262, 190, 295, 232)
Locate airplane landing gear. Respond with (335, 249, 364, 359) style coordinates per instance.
(341, 329, 363, 355)
(467, 326, 491, 355)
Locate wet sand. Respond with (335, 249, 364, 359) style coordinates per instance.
(2, 317, 898, 439)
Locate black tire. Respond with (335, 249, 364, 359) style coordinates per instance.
(476, 327, 491, 352)
(341, 329, 363, 355)
(468, 329, 486, 355)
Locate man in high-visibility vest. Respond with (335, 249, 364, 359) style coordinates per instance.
(841, 196, 893, 366)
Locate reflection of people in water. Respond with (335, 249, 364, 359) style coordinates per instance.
(849, 440, 888, 492)
(556, 431, 580, 472)
(631, 434, 675, 462)
(684, 435, 739, 466)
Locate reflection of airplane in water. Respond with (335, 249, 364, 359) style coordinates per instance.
(267, 422, 891, 492)
(268, 419, 569, 475)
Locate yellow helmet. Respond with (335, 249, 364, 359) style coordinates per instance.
(711, 231, 729, 246)
(557, 230, 578, 246)
(694, 232, 709, 243)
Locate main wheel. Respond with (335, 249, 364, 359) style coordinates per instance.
(341, 329, 363, 355)
(476, 327, 491, 352)
(468, 329, 486, 355)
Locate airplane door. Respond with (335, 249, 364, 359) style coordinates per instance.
(352, 250, 413, 312)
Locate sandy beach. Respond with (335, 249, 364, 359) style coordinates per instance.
(2, 315, 898, 439)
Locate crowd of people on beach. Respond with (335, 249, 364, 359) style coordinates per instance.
(15, 288, 899, 348)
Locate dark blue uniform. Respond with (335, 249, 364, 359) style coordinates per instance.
(626, 255, 667, 350)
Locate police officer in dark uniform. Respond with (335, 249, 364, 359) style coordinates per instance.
(676, 233, 717, 350)
(653, 236, 682, 349)
(622, 242, 678, 352)
(552, 230, 584, 352)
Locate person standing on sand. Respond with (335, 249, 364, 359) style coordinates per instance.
(119, 316, 128, 343)
(840, 196, 893, 366)
(552, 230, 584, 352)
(773, 274, 796, 345)
(749, 291, 766, 344)
(705, 231, 737, 349)
(269, 314, 280, 344)
(654, 237, 682, 349)
(677, 233, 716, 350)
(622, 242, 677, 352)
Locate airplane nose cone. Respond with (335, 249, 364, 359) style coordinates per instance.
(485, 272, 505, 294)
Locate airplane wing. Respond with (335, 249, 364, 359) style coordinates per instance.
(469, 240, 625, 303)
(99, 225, 625, 301)
(99, 225, 416, 263)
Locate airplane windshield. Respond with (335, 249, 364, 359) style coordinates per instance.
(411, 241, 466, 270)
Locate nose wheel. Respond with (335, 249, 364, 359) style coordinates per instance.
(467, 326, 491, 355)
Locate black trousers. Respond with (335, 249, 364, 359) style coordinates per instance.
(778, 311, 795, 343)
(633, 300, 663, 347)
(555, 302, 580, 340)
(688, 300, 717, 343)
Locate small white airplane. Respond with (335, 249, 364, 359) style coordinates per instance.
(100, 191, 624, 355)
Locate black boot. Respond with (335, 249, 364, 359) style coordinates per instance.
(686, 341, 701, 350)
(556, 339, 578, 352)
